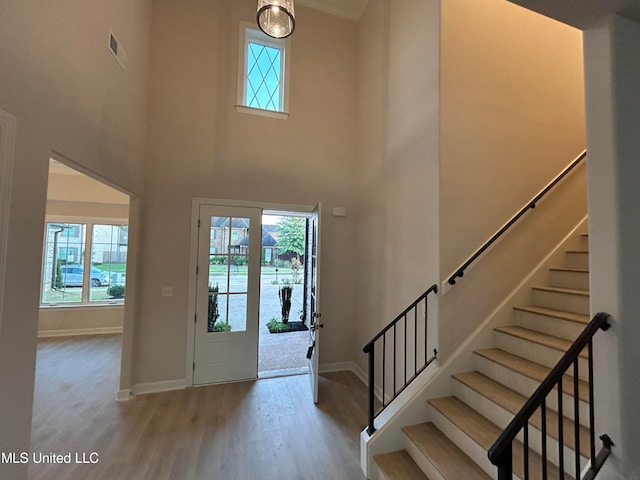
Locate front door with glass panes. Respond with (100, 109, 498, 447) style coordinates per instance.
(193, 205, 261, 384)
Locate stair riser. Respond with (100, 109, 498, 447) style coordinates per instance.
(565, 252, 589, 269)
(514, 310, 585, 341)
(549, 270, 590, 290)
(580, 235, 589, 251)
(474, 355, 590, 424)
(403, 440, 446, 480)
(494, 332, 589, 382)
(452, 379, 518, 436)
(453, 380, 589, 474)
(532, 290, 590, 316)
(427, 404, 497, 479)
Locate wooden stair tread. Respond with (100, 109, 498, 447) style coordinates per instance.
(374, 450, 430, 480)
(428, 396, 575, 480)
(514, 305, 589, 324)
(549, 267, 589, 274)
(453, 371, 590, 457)
(532, 286, 590, 296)
(474, 348, 589, 402)
(494, 326, 589, 359)
(402, 422, 490, 479)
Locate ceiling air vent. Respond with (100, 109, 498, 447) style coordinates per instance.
(109, 31, 127, 71)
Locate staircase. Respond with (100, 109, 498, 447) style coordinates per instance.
(374, 234, 591, 480)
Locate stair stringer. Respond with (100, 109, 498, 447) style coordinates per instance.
(361, 216, 588, 479)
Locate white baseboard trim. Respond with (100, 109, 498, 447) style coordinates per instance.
(116, 389, 132, 402)
(319, 361, 377, 394)
(132, 379, 186, 396)
(319, 361, 365, 380)
(320, 361, 356, 373)
(128, 363, 366, 398)
(38, 327, 123, 338)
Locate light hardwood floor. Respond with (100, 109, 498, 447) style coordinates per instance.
(29, 335, 367, 480)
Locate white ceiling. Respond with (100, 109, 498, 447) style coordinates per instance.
(507, 0, 640, 28)
(296, 0, 370, 21)
(298, 0, 640, 25)
(48, 159, 129, 204)
(49, 159, 83, 176)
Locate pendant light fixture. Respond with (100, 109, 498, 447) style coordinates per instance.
(257, 0, 295, 39)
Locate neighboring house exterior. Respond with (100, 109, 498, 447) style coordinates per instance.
(1, 1, 640, 479)
(239, 227, 278, 264)
(209, 217, 250, 255)
(209, 217, 278, 262)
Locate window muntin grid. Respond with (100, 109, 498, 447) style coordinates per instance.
(246, 42, 282, 111)
(237, 25, 289, 117)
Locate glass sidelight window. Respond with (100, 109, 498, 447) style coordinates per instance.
(207, 216, 251, 333)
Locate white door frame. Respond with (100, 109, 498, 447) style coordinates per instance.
(43, 152, 139, 401)
(185, 197, 315, 387)
(0, 109, 17, 335)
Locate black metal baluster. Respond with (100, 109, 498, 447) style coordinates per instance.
(497, 445, 513, 480)
(366, 344, 375, 435)
(542, 398, 548, 480)
(382, 334, 386, 409)
(414, 306, 418, 375)
(558, 377, 565, 479)
(524, 423, 529, 480)
(404, 314, 407, 385)
(574, 361, 581, 480)
(588, 340, 596, 469)
(393, 323, 397, 397)
(424, 298, 428, 364)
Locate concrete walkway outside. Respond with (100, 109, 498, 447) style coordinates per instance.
(258, 282, 309, 374)
(208, 272, 310, 374)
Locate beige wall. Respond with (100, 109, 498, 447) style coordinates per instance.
(136, 0, 358, 385)
(0, 0, 151, 475)
(438, 0, 587, 359)
(46, 170, 130, 205)
(38, 307, 124, 337)
(584, 15, 640, 477)
(354, 0, 441, 373)
(46, 201, 129, 219)
(46, 168, 130, 219)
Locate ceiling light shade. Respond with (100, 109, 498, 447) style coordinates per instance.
(257, 0, 295, 39)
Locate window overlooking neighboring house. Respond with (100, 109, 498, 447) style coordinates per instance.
(61, 225, 81, 238)
(41, 221, 128, 306)
(236, 23, 291, 120)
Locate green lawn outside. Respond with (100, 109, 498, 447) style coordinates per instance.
(92, 263, 127, 273)
(207, 265, 295, 276)
(42, 286, 116, 304)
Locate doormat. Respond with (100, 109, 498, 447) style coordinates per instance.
(267, 321, 309, 334)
